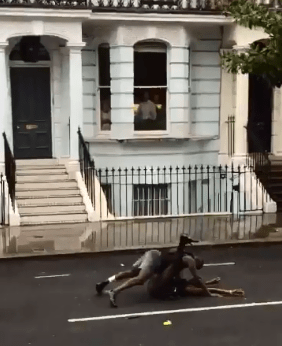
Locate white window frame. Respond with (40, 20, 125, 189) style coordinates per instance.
(97, 43, 111, 135)
(133, 42, 169, 136)
(133, 183, 170, 216)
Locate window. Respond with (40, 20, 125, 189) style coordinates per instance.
(133, 184, 169, 216)
(98, 44, 111, 131)
(134, 41, 167, 131)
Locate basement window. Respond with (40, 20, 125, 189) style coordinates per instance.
(133, 41, 167, 132)
(133, 184, 169, 216)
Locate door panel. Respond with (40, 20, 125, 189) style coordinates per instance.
(11, 67, 52, 159)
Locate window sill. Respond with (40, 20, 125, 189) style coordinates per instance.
(84, 134, 218, 143)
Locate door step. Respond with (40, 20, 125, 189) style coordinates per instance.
(20, 213, 88, 225)
(19, 204, 86, 215)
(17, 196, 84, 207)
(17, 175, 70, 183)
(17, 168, 66, 175)
(16, 181, 77, 191)
(16, 189, 81, 198)
(16, 159, 59, 166)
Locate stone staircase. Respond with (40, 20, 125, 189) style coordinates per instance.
(15, 159, 88, 225)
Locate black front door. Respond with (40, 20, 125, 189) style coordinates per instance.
(248, 74, 273, 153)
(11, 67, 52, 159)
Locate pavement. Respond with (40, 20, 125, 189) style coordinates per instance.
(1, 244, 282, 346)
(1, 212, 282, 259)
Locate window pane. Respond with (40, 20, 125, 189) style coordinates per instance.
(100, 88, 111, 131)
(134, 88, 166, 131)
(98, 45, 110, 87)
(134, 52, 166, 86)
(133, 184, 169, 216)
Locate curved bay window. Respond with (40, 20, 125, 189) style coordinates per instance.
(134, 41, 167, 131)
(98, 43, 111, 131)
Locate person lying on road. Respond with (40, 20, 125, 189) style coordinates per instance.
(148, 272, 245, 300)
(95, 234, 200, 307)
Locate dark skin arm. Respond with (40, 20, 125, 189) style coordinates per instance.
(183, 257, 212, 297)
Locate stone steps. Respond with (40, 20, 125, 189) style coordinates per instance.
(16, 181, 77, 191)
(20, 213, 88, 225)
(15, 160, 88, 225)
(17, 196, 83, 207)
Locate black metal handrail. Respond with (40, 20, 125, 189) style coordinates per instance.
(245, 127, 271, 184)
(0, 173, 6, 225)
(2, 133, 16, 212)
(78, 127, 96, 210)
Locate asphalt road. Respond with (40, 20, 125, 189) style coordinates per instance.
(1, 244, 282, 346)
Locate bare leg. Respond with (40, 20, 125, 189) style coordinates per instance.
(96, 268, 140, 295)
(208, 288, 245, 297)
(113, 269, 151, 295)
(183, 286, 244, 297)
(114, 270, 140, 281)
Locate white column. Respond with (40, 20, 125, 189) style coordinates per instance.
(60, 48, 70, 157)
(110, 45, 134, 139)
(218, 51, 234, 165)
(233, 72, 249, 164)
(169, 46, 189, 137)
(68, 43, 85, 161)
(230, 46, 249, 165)
(0, 43, 9, 172)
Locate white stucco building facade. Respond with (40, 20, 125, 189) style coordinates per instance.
(0, 1, 278, 225)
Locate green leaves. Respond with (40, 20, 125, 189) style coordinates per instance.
(221, 0, 282, 87)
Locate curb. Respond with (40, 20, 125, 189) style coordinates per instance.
(1, 238, 282, 262)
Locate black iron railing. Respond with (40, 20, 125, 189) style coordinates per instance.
(227, 115, 235, 157)
(3, 133, 16, 213)
(245, 127, 271, 185)
(95, 164, 268, 219)
(0, 173, 7, 225)
(78, 128, 96, 210)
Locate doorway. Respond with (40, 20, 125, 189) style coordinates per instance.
(248, 74, 273, 153)
(10, 67, 52, 159)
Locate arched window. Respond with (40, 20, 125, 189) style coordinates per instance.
(134, 41, 167, 131)
(9, 36, 50, 62)
(98, 43, 111, 131)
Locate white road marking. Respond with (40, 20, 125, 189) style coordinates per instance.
(204, 262, 235, 267)
(68, 300, 282, 323)
(34, 274, 71, 279)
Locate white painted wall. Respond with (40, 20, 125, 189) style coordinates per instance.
(82, 48, 96, 138)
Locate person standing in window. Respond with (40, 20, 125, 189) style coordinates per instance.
(101, 99, 111, 131)
(136, 91, 157, 121)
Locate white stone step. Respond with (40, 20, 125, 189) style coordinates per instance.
(19, 204, 86, 215)
(16, 181, 77, 191)
(17, 196, 83, 207)
(16, 189, 81, 198)
(16, 174, 69, 183)
(20, 213, 88, 225)
(17, 165, 66, 171)
(17, 168, 67, 176)
(16, 159, 59, 166)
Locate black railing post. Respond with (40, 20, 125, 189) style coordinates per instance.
(78, 128, 96, 211)
(2, 132, 16, 213)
